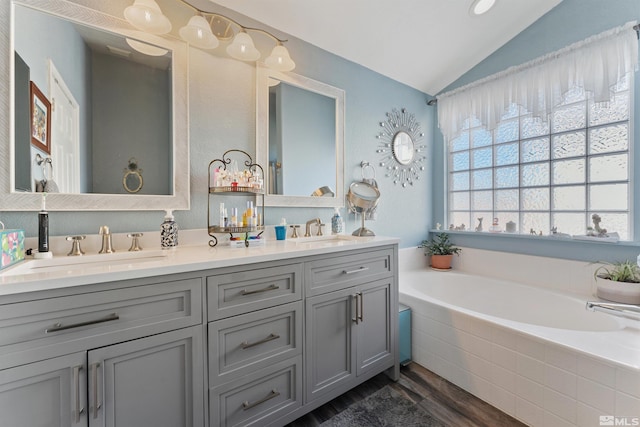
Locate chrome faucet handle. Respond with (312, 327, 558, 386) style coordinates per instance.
(317, 223, 325, 236)
(290, 225, 300, 238)
(66, 235, 86, 256)
(127, 233, 143, 252)
(99, 225, 115, 254)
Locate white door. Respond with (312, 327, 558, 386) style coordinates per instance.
(49, 60, 80, 193)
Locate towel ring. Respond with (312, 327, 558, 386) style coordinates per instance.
(360, 161, 376, 180)
(36, 154, 53, 180)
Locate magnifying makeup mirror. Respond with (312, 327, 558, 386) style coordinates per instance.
(347, 181, 380, 236)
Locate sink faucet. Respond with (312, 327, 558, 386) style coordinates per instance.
(304, 218, 321, 237)
(99, 225, 115, 254)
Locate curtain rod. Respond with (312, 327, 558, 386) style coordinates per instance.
(433, 21, 638, 102)
(428, 23, 639, 105)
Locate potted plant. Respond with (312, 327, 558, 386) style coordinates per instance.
(419, 232, 461, 270)
(594, 260, 640, 304)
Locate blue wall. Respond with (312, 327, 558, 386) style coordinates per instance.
(432, 0, 640, 262)
(3, 0, 433, 249)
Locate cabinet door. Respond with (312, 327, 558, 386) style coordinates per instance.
(355, 279, 394, 376)
(88, 325, 204, 427)
(0, 352, 86, 427)
(305, 288, 356, 403)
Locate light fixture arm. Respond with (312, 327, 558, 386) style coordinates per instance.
(176, 0, 288, 43)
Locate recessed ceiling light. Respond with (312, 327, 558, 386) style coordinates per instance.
(470, 0, 496, 16)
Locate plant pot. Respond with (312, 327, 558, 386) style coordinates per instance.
(431, 254, 453, 270)
(596, 278, 640, 304)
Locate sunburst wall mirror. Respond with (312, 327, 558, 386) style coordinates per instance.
(376, 108, 426, 187)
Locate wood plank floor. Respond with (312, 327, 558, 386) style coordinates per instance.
(286, 363, 527, 427)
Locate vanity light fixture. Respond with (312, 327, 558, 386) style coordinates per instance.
(124, 0, 296, 71)
(470, 0, 496, 16)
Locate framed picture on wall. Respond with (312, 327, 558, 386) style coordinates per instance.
(29, 81, 51, 154)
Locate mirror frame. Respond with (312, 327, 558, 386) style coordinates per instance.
(0, 0, 189, 211)
(256, 63, 345, 207)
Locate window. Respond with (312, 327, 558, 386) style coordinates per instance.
(447, 76, 632, 239)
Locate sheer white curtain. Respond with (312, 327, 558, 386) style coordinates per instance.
(437, 22, 639, 142)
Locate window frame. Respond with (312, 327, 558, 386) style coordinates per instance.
(446, 80, 634, 240)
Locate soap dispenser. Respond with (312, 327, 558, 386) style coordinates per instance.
(331, 207, 343, 235)
(160, 209, 178, 249)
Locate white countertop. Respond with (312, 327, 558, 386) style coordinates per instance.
(0, 234, 399, 297)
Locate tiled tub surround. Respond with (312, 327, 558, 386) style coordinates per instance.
(399, 247, 640, 427)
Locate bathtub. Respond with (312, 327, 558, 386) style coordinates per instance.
(399, 265, 640, 427)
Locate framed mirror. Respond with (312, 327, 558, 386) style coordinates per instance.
(0, 0, 189, 211)
(256, 64, 344, 207)
(392, 131, 415, 165)
(376, 108, 426, 187)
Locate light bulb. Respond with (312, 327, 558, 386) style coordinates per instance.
(124, 0, 171, 34)
(226, 31, 260, 61)
(265, 44, 295, 71)
(179, 15, 219, 49)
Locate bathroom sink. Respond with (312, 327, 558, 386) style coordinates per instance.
(1, 250, 168, 277)
(289, 234, 365, 248)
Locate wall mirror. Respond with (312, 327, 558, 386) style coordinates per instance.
(392, 131, 414, 165)
(0, 0, 189, 211)
(256, 64, 344, 207)
(376, 108, 426, 188)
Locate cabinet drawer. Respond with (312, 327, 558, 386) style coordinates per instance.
(0, 278, 202, 351)
(207, 264, 301, 320)
(208, 302, 302, 382)
(305, 248, 393, 296)
(210, 356, 302, 427)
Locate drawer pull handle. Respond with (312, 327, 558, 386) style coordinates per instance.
(73, 365, 84, 423)
(241, 333, 280, 350)
(240, 284, 279, 296)
(242, 389, 280, 410)
(45, 313, 119, 333)
(343, 266, 369, 275)
(91, 362, 101, 419)
(352, 294, 359, 324)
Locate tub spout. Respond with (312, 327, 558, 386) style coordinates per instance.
(586, 301, 640, 321)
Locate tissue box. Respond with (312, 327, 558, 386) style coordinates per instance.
(1, 229, 25, 270)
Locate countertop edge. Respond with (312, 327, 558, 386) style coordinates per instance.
(0, 236, 400, 297)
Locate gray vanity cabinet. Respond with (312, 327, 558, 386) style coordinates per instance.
(0, 275, 205, 427)
(88, 325, 204, 427)
(305, 279, 394, 403)
(207, 262, 303, 427)
(0, 352, 87, 427)
(0, 242, 398, 427)
(304, 247, 397, 406)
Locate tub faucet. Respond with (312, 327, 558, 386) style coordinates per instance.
(586, 301, 640, 321)
(99, 225, 115, 254)
(304, 218, 321, 237)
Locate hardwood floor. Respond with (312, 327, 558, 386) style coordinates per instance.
(287, 363, 527, 427)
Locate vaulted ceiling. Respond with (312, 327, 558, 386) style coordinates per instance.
(210, 0, 563, 95)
